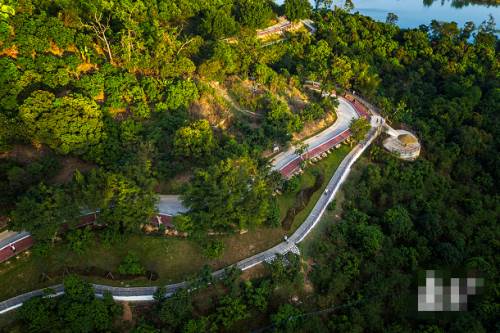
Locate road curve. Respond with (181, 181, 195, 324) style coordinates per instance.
(0, 96, 383, 315)
(157, 97, 359, 212)
(271, 97, 359, 173)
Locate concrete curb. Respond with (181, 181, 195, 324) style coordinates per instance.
(0, 100, 382, 315)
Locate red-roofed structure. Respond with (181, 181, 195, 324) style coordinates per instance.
(0, 233, 33, 263)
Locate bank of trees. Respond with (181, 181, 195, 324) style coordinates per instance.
(10, 166, 157, 245)
(301, 7, 499, 333)
(182, 156, 277, 233)
(17, 275, 121, 332)
(0, 2, 498, 331)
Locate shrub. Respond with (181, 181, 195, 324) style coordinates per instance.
(202, 240, 225, 259)
(118, 252, 146, 275)
(283, 176, 301, 193)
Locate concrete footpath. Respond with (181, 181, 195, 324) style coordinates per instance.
(0, 101, 383, 315)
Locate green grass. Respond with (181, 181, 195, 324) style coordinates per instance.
(0, 226, 285, 301)
(0, 145, 352, 302)
(277, 144, 351, 234)
(299, 156, 370, 257)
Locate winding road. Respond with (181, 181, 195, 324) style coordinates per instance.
(0, 95, 383, 314)
(272, 97, 359, 177)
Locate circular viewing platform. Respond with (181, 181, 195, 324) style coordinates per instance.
(383, 129, 420, 161)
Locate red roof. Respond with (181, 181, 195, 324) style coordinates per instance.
(0, 235, 33, 263)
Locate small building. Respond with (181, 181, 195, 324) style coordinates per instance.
(0, 231, 33, 264)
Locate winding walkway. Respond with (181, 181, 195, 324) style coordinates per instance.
(0, 96, 383, 314)
(272, 97, 359, 177)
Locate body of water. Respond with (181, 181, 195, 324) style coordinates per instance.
(330, 0, 499, 30)
(275, 0, 500, 31)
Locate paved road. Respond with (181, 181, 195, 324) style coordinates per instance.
(272, 97, 359, 173)
(0, 95, 383, 315)
(157, 195, 188, 216)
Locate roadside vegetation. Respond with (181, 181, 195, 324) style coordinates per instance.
(0, 0, 498, 332)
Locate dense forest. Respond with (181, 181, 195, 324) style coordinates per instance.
(0, 0, 498, 332)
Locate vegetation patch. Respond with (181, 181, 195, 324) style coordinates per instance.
(282, 172, 323, 230)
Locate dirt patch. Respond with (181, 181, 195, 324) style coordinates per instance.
(0, 217, 9, 230)
(50, 157, 95, 184)
(293, 111, 337, 141)
(189, 93, 230, 127)
(48, 41, 64, 56)
(1, 144, 95, 184)
(0, 144, 49, 163)
(240, 263, 268, 281)
(76, 62, 98, 75)
(108, 107, 127, 118)
(94, 90, 105, 102)
(282, 173, 324, 230)
(0, 44, 18, 58)
(302, 258, 315, 293)
(121, 302, 133, 322)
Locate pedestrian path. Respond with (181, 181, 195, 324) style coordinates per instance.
(0, 94, 383, 315)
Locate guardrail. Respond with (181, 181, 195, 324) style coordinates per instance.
(0, 98, 383, 316)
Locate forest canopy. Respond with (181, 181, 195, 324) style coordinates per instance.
(0, 0, 498, 332)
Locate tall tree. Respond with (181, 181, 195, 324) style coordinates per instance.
(234, 0, 274, 29)
(283, 0, 312, 21)
(19, 91, 104, 155)
(11, 184, 78, 244)
(349, 117, 370, 144)
(183, 157, 274, 232)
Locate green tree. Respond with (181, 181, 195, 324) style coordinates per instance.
(271, 304, 303, 332)
(19, 91, 104, 155)
(0, 1, 15, 40)
(158, 289, 193, 331)
(18, 276, 121, 333)
(243, 280, 271, 311)
(383, 206, 414, 241)
(66, 227, 94, 255)
(99, 171, 157, 234)
(200, 5, 239, 39)
(263, 97, 303, 143)
(183, 157, 273, 232)
(234, 0, 273, 29)
(283, 0, 312, 21)
(386, 12, 399, 25)
(11, 184, 79, 245)
(216, 295, 249, 328)
(164, 80, 199, 111)
(17, 295, 58, 333)
(118, 252, 146, 275)
(173, 120, 216, 160)
(349, 117, 371, 143)
(268, 253, 302, 285)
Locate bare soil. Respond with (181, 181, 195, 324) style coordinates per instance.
(189, 93, 231, 128)
(50, 157, 94, 184)
(0, 144, 49, 164)
(121, 302, 133, 322)
(293, 112, 337, 141)
(0, 144, 95, 184)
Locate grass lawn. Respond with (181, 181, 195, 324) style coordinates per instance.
(0, 226, 285, 301)
(277, 144, 351, 233)
(0, 145, 352, 302)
